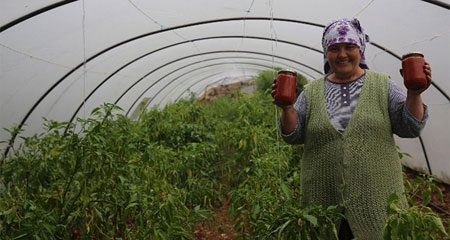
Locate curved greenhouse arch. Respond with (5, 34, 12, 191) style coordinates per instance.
(127, 61, 278, 115)
(8, 17, 442, 151)
(2, 0, 449, 33)
(66, 36, 323, 126)
(1, 0, 449, 184)
(9, 18, 327, 138)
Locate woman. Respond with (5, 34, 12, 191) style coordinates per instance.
(272, 18, 432, 239)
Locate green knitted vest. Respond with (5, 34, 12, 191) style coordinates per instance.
(302, 70, 406, 239)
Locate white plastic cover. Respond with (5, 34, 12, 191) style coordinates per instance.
(1, 0, 449, 183)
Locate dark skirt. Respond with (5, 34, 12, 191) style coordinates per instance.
(338, 219, 354, 240)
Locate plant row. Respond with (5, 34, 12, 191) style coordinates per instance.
(1, 84, 448, 239)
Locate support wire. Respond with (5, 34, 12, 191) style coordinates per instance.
(268, 0, 282, 187)
(82, 0, 87, 121)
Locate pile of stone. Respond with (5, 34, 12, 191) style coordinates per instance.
(198, 79, 254, 103)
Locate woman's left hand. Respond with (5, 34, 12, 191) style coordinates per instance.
(407, 62, 432, 95)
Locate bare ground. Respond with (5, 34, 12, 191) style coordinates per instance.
(193, 167, 450, 239)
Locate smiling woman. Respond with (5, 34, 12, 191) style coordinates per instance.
(272, 17, 433, 239)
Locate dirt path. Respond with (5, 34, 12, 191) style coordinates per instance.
(194, 158, 240, 240)
(193, 166, 450, 239)
(193, 197, 238, 240)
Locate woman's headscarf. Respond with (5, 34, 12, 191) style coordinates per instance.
(322, 18, 370, 74)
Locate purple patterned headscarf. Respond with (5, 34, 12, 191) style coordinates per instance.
(322, 18, 370, 74)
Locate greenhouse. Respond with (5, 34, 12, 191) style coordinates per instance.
(1, 0, 449, 239)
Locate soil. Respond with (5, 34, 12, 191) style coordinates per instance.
(193, 197, 239, 240)
(193, 167, 450, 239)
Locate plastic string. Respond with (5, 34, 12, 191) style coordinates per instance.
(82, 0, 87, 120)
(353, 0, 375, 18)
(81, 0, 88, 205)
(125, 0, 201, 108)
(0, 43, 73, 69)
(0, 43, 135, 79)
(127, 0, 164, 28)
(268, 0, 282, 186)
(127, 0, 200, 53)
(245, 0, 256, 13)
(236, 0, 256, 51)
(404, 30, 449, 46)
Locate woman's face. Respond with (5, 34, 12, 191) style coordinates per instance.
(326, 43, 361, 78)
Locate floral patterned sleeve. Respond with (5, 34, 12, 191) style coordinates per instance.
(388, 79, 429, 138)
(278, 91, 307, 144)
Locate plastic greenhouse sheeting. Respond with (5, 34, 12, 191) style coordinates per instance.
(1, 0, 449, 183)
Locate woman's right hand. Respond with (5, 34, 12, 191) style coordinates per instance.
(271, 79, 294, 110)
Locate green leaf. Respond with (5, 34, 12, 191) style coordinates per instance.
(12, 233, 29, 240)
(278, 220, 292, 239)
(422, 190, 431, 206)
(43, 223, 55, 234)
(234, 220, 244, 232)
(6, 208, 15, 224)
(118, 175, 127, 183)
(194, 205, 200, 212)
(331, 224, 338, 238)
(388, 193, 399, 203)
(432, 185, 444, 203)
(251, 204, 260, 218)
(396, 222, 409, 238)
(303, 214, 318, 227)
(126, 202, 138, 210)
(430, 216, 446, 234)
(402, 152, 412, 158)
(280, 183, 291, 200)
(94, 207, 104, 221)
